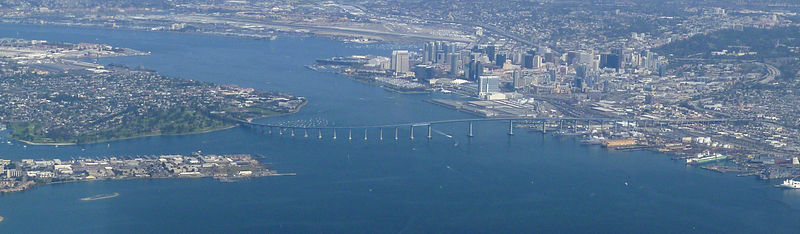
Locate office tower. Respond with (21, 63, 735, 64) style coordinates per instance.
(450, 53, 460, 75)
(474, 61, 484, 81)
(523, 54, 534, 69)
(512, 51, 523, 65)
(576, 64, 588, 79)
(479, 75, 501, 95)
(600, 53, 621, 70)
(391, 50, 410, 73)
(533, 55, 542, 68)
(495, 53, 507, 67)
(465, 59, 484, 81)
(567, 51, 580, 65)
(512, 69, 523, 89)
(486, 45, 496, 62)
(463, 61, 471, 80)
(423, 42, 433, 63)
(436, 52, 446, 64)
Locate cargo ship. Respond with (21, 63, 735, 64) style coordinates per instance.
(315, 56, 368, 66)
(686, 152, 727, 164)
(778, 178, 800, 189)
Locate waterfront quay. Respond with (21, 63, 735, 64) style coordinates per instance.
(0, 153, 278, 194)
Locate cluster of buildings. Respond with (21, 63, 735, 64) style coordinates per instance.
(0, 40, 306, 144)
(2, 0, 800, 181)
(0, 154, 275, 193)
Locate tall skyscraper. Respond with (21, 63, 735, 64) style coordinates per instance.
(512, 69, 523, 89)
(523, 54, 534, 69)
(479, 75, 500, 95)
(486, 45, 496, 62)
(533, 55, 543, 69)
(423, 42, 434, 63)
(391, 50, 410, 74)
(449, 53, 460, 75)
(567, 51, 580, 65)
(576, 64, 588, 79)
(495, 53, 507, 67)
(472, 61, 484, 81)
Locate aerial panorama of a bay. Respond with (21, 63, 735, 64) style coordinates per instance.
(0, 23, 799, 233)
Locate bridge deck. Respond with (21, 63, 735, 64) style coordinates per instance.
(239, 117, 751, 130)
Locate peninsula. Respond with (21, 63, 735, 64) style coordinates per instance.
(0, 38, 306, 144)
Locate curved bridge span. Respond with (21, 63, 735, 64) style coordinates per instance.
(237, 117, 752, 140)
(240, 117, 751, 129)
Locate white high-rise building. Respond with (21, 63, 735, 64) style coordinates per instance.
(391, 50, 410, 74)
(479, 75, 500, 95)
(533, 55, 543, 68)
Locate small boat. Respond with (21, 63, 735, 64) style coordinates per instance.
(80, 192, 120, 201)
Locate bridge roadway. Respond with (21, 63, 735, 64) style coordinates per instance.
(239, 117, 751, 130)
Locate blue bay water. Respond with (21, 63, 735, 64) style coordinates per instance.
(0, 24, 799, 233)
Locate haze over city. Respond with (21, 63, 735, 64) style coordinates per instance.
(1, 0, 800, 232)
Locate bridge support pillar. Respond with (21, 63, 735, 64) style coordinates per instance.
(468, 122, 474, 137)
(600, 121, 604, 137)
(509, 120, 515, 135)
(427, 125, 432, 139)
(574, 120, 578, 133)
(410, 126, 414, 140)
(541, 121, 545, 134)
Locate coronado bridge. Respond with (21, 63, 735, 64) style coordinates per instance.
(237, 117, 753, 141)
